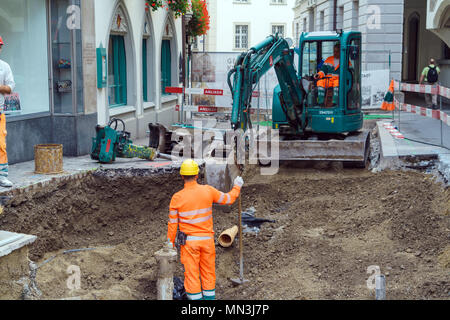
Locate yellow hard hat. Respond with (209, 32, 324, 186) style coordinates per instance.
(180, 159, 199, 176)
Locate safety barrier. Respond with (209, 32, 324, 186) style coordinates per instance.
(390, 80, 450, 148)
(382, 122, 405, 139)
(392, 80, 450, 127)
(165, 86, 264, 119)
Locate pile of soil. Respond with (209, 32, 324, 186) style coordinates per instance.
(0, 165, 448, 300)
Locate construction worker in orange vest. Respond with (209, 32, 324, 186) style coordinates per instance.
(167, 159, 243, 300)
(0, 36, 15, 188)
(314, 42, 341, 107)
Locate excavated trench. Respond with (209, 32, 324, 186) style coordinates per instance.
(0, 119, 449, 300)
(0, 164, 448, 300)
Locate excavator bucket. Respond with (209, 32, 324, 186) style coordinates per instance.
(258, 130, 371, 168)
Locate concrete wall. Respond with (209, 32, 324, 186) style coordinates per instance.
(6, 113, 98, 164)
(6, 115, 53, 165)
(94, 0, 183, 138)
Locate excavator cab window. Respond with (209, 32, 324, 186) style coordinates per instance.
(346, 38, 361, 110)
(301, 40, 340, 109)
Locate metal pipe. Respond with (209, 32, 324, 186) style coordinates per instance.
(440, 82, 443, 147)
(375, 275, 386, 300)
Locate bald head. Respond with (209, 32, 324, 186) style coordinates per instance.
(430, 58, 436, 65)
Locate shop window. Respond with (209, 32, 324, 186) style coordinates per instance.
(51, 0, 84, 114)
(108, 35, 127, 107)
(161, 40, 172, 95)
(1, 0, 50, 116)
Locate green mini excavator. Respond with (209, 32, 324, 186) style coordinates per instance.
(228, 31, 370, 167)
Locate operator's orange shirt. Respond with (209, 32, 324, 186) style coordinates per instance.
(167, 180, 241, 245)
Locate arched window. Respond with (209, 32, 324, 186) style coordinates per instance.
(161, 19, 175, 95)
(108, 5, 129, 107)
(143, 17, 154, 102)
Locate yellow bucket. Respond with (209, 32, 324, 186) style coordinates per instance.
(34, 144, 63, 174)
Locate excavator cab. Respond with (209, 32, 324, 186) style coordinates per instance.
(273, 31, 363, 135)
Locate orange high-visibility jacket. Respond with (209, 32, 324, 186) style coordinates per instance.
(317, 56, 340, 79)
(167, 181, 241, 246)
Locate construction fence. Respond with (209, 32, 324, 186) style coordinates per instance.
(392, 81, 450, 150)
(182, 51, 395, 123)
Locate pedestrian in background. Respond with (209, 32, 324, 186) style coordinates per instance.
(0, 36, 15, 187)
(419, 58, 440, 109)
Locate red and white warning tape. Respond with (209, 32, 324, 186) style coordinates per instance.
(175, 105, 257, 114)
(394, 100, 450, 127)
(382, 122, 405, 139)
(165, 87, 266, 98)
(393, 81, 450, 99)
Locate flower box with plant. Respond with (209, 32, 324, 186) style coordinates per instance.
(146, 0, 189, 18)
(187, 0, 210, 37)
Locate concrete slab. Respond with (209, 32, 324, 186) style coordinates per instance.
(377, 119, 450, 181)
(0, 230, 36, 258)
(377, 121, 450, 158)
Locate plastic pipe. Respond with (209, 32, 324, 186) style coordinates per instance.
(218, 225, 239, 248)
(154, 244, 177, 300)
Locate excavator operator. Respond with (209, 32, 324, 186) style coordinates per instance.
(314, 42, 341, 107)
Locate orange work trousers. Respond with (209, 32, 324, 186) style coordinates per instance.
(180, 237, 216, 300)
(0, 113, 8, 173)
(317, 76, 339, 106)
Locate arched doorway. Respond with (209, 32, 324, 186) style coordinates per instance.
(407, 13, 420, 82)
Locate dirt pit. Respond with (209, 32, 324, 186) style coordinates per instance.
(0, 165, 449, 300)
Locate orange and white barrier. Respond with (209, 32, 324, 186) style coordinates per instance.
(165, 86, 263, 98)
(166, 86, 263, 116)
(382, 122, 405, 139)
(393, 80, 450, 99)
(175, 105, 256, 114)
(392, 81, 450, 127)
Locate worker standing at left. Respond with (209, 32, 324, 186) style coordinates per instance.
(167, 159, 244, 300)
(0, 36, 15, 188)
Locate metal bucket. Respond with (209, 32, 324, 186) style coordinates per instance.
(34, 144, 63, 174)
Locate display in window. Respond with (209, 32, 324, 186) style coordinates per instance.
(57, 59, 71, 69)
(57, 80, 72, 93)
(3, 93, 21, 113)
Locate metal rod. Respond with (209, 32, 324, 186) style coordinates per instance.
(440, 82, 443, 147)
(375, 275, 386, 300)
(238, 193, 244, 280)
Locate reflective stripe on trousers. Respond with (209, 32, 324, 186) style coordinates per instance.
(187, 236, 212, 241)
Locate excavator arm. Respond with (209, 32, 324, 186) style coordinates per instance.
(227, 35, 305, 133)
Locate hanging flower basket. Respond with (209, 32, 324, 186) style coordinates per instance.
(187, 0, 210, 37)
(146, 0, 189, 18)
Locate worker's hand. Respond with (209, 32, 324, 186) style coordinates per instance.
(234, 176, 244, 188)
